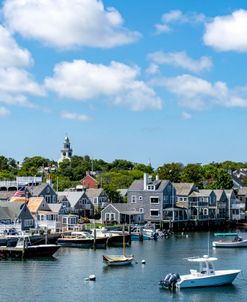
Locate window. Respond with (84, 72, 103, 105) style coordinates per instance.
(24, 219, 33, 227)
(150, 197, 159, 204)
(139, 208, 144, 213)
(93, 197, 98, 204)
(147, 185, 155, 191)
(105, 213, 115, 221)
(139, 196, 143, 201)
(150, 210, 159, 217)
(131, 195, 137, 203)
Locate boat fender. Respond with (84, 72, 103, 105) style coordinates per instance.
(141, 259, 146, 264)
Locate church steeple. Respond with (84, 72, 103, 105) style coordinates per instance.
(58, 135, 73, 163)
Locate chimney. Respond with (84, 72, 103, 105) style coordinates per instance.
(143, 173, 148, 190)
(156, 174, 159, 181)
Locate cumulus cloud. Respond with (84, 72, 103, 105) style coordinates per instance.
(153, 74, 247, 110)
(3, 0, 140, 49)
(0, 68, 44, 108)
(61, 111, 91, 122)
(45, 60, 162, 111)
(0, 25, 32, 67)
(0, 106, 10, 117)
(204, 10, 247, 51)
(148, 51, 212, 73)
(155, 10, 205, 34)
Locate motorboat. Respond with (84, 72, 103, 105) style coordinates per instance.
(57, 231, 107, 248)
(0, 235, 60, 258)
(212, 233, 247, 248)
(159, 255, 240, 289)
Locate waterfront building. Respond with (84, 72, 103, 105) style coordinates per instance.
(85, 188, 108, 212)
(237, 187, 247, 210)
(225, 189, 244, 221)
(0, 201, 34, 231)
(127, 173, 176, 223)
(57, 191, 93, 217)
(31, 183, 57, 204)
(213, 190, 228, 219)
(101, 203, 144, 224)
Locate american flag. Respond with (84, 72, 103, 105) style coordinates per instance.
(13, 186, 27, 197)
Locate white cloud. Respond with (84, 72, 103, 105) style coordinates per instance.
(204, 10, 247, 51)
(148, 51, 212, 73)
(155, 10, 205, 34)
(61, 111, 91, 122)
(0, 25, 32, 67)
(45, 60, 162, 111)
(0, 106, 10, 117)
(3, 0, 140, 49)
(0, 68, 44, 108)
(146, 63, 160, 75)
(181, 112, 192, 120)
(153, 74, 247, 110)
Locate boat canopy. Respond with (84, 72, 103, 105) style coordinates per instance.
(187, 256, 218, 262)
(214, 233, 238, 237)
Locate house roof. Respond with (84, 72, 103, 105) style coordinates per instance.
(0, 191, 15, 200)
(190, 190, 213, 197)
(31, 183, 54, 196)
(48, 204, 62, 213)
(213, 190, 224, 200)
(85, 188, 104, 198)
(224, 189, 235, 199)
(238, 187, 247, 195)
(0, 201, 26, 220)
(173, 183, 196, 196)
(27, 197, 45, 213)
(128, 179, 169, 191)
(104, 203, 141, 214)
(57, 191, 86, 207)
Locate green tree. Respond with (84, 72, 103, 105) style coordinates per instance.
(157, 162, 183, 182)
(181, 163, 203, 187)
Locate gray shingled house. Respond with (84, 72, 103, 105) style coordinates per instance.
(127, 173, 176, 223)
(101, 203, 144, 224)
(30, 183, 57, 203)
(0, 201, 34, 231)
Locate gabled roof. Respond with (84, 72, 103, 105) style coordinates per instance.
(0, 191, 15, 200)
(117, 189, 128, 197)
(27, 197, 47, 213)
(57, 191, 86, 207)
(45, 203, 62, 213)
(0, 201, 26, 220)
(224, 189, 236, 199)
(31, 183, 54, 196)
(213, 190, 225, 200)
(128, 179, 169, 191)
(86, 188, 105, 198)
(173, 183, 197, 196)
(190, 190, 214, 197)
(104, 203, 142, 214)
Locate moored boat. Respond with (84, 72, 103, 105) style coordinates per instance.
(212, 233, 247, 248)
(103, 254, 134, 266)
(160, 255, 240, 289)
(0, 235, 60, 258)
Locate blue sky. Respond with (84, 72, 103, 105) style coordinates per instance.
(1, 0, 247, 168)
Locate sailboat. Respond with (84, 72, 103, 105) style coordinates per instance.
(103, 225, 134, 266)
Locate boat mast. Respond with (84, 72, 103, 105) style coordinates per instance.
(123, 225, 126, 256)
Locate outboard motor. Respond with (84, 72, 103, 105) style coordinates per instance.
(159, 273, 180, 290)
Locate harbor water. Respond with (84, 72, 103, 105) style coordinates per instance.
(1, 232, 247, 302)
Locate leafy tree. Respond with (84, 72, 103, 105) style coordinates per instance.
(103, 184, 124, 203)
(206, 168, 233, 189)
(157, 162, 183, 182)
(180, 163, 203, 187)
(111, 159, 134, 171)
(133, 163, 153, 174)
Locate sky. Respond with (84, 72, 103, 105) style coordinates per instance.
(1, 0, 247, 168)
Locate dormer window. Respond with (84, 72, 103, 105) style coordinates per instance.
(147, 185, 155, 191)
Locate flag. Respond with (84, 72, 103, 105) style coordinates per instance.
(13, 186, 27, 197)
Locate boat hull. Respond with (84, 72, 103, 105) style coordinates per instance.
(213, 240, 247, 247)
(103, 255, 134, 266)
(177, 270, 240, 288)
(0, 244, 60, 258)
(57, 237, 107, 248)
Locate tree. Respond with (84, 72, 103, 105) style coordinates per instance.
(206, 168, 233, 189)
(180, 164, 203, 187)
(103, 184, 124, 203)
(157, 163, 183, 182)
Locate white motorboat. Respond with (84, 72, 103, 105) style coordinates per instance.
(212, 233, 247, 248)
(160, 255, 240, 289)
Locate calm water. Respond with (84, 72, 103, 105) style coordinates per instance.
(1, 232, 247, 302)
